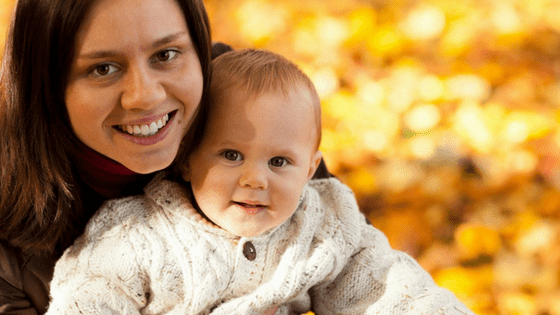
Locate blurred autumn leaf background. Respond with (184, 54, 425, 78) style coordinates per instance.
(3, 0, 560, 313)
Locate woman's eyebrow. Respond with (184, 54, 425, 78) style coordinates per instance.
(78, 50, 118, 60)
(151, 31, 190, 49)
(77, 31, 191, 60)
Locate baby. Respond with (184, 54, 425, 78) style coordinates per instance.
(47, 49, 474, 314)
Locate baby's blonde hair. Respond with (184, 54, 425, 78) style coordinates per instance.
(210, 49, 322, 149)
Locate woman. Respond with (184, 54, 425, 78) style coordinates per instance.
(0, 0, 330, 312)
(0, 0, 211, 312)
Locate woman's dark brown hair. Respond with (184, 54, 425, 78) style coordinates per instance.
(0, 0, 212, 254)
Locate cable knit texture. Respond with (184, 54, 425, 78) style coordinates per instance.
(46, 175, 475, 314)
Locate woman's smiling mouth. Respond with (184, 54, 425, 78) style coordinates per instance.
(116, 111, 176, 137)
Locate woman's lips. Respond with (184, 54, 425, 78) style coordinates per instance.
(115, 111, 175, 137)
(119, 114, 170, 137)
(114, 111, 177, 146)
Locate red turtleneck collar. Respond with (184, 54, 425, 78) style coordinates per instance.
(73, 141, 154, 199)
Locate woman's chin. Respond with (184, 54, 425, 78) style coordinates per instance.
(123, 158, 173, 174)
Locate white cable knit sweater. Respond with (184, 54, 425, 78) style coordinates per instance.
(47, 175, 475, 315)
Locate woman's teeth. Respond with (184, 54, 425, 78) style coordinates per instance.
(120, 114, 169, 137)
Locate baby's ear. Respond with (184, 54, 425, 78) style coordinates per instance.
(180, 163, 190, 182)
(307, 150, 323, 182)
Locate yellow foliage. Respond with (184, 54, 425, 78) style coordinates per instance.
(401, 6, 446, 41)
(434, 265, 493, 308)
(455, 224, 501, 260)
(322, 90, 357, 122)
(342, 168, 377, 196)
(367, 24, 404, 56)
(346, 7, 377, 45)
(497, 292, 538, 315)
(503, 111, 554, 143)
(4, 0, 560, 313)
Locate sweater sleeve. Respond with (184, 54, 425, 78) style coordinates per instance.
(303, 179, 474, 314)
(310, 221, 475, 315)
(45, 201, 149, 315)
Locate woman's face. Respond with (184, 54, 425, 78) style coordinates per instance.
(65, 0, 203, 174)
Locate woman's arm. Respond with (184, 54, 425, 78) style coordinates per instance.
(0, 277, 38, 315)
(0, 241, 55, 315)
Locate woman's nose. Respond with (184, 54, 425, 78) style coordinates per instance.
(120, 66, 166, 110)
(239, 166, 268, 190)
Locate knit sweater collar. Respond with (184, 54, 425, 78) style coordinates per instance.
(144, 173, 309, 240)
(73, 141, 152, 199)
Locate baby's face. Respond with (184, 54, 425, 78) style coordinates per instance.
(185, 86, 322, 237)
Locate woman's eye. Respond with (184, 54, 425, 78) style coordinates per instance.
(223, 150, 242, 161)
(269, 157, 288, 167)
(155, 50, 178, 62)
(93, 64, 118, 77)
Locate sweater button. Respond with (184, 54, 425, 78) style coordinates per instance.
(243, 241, 256, 261)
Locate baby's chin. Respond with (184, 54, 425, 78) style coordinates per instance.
(228, 227, 267, 238)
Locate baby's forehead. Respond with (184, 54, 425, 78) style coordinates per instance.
(220, 83, 316, 119)
(211, 84, 318, 136)
(210, 76, 322, 148)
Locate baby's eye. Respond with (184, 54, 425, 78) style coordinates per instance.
(269, 157, 288, 167)
(92, 64, 118, 77)
(222, 150, 242, 161)
(155, 49, 178, 62)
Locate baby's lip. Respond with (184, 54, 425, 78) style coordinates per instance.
(233, 200, 268, 215)
(234, 200, 267, 208)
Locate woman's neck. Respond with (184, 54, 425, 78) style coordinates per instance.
(73, 141, 154, 199)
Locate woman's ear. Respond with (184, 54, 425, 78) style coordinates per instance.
(306, 150, 323, 182)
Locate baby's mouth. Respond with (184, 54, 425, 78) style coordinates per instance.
(234, 201, 267, 209)
(115, 111, 175, 137)
(234, 201, 267, 215)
